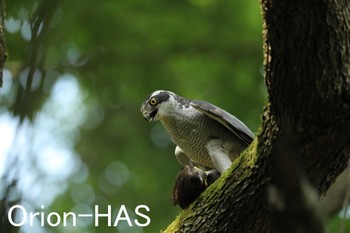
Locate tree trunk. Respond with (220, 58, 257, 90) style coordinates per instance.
(0, 1, 11, 233)
(164, 0, 350, 232)
(0, 0, 6, 87)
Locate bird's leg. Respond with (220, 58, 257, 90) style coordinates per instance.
(205, 139, 232, 173)
(175, 146, 192, 167)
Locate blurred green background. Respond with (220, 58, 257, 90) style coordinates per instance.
(1, 0, 347, 233)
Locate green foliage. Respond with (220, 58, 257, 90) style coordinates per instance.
(327, 216, 350, 233)
(1, 0, 266, 232)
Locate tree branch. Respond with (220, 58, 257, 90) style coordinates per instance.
(0, 0, 6, 87)
(164, 0, 350, 232)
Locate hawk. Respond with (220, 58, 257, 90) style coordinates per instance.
(141, 90, 255, 173)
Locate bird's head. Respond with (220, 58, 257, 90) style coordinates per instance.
(140, 90, 177, 122)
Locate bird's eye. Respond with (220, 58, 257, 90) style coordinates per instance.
(149, 98, 157, 106)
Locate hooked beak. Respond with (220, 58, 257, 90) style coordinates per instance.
(140, 102, 158, 122)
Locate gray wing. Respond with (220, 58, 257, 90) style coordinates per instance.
(191, 100, 255, 146)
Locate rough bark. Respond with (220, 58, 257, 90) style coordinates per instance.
(0, 1, 10, 232)
(163, 0, 350, 232)
(0, 0, 6, 87)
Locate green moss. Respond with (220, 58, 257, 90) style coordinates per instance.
(242, 139, 259, 169)
(162, 213, 183, 232)
(163, 138, 260, 232)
